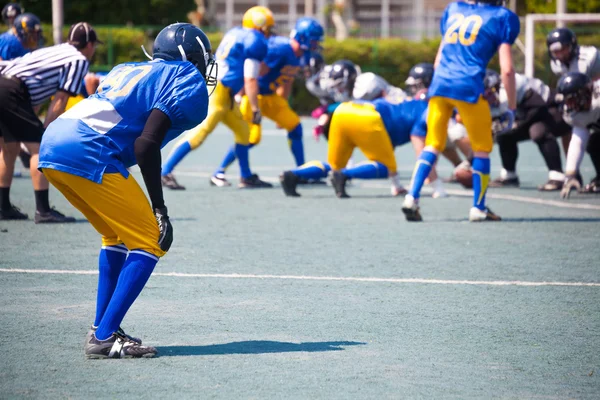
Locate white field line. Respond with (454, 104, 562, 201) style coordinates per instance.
(0, 268, 598, 287)
(172, 171, 600, 211)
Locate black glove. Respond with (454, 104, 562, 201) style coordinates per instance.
(155, 207, 173, 252)
(251, 110, 262, 125)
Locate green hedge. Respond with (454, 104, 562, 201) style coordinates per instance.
(40, 25, 600, 114)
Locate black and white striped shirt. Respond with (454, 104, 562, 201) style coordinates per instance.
(0, 43, 89, 106)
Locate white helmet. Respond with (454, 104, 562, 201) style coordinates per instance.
(352, 72, 390, 101)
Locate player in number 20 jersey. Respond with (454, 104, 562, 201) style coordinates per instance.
(402, 0, 520, 222)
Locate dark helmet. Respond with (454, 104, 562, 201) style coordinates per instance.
(405, 62, 434, 96)
(13, 13, 43, 49)
(547, 28, 578, 64)
(556, 72, 593, 114)
(475, 0, 505, 5)
(305, 52, 324, 77)
(152, 23, 217, 89)
(2, 3, 21, 24)
(483, 69, 501, 107)
(319, 59, 360, 103)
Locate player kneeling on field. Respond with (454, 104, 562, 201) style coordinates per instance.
(38, 23, 216, 359)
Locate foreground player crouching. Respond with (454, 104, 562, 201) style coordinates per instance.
(38, 23, 216, 358)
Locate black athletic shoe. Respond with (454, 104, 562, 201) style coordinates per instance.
(0, 205, 28, 220)
(84, 332, 156, 359)
(582, 176, 600, 194)
(279, 171, 301, 197)
(330, 171, 349, 198)
(538, 179, 563, 192)
(34, 208, 76, 224)
(239, 174, 273, 188)
(401, 196, 423, 222)
(88, 326, 142, 345)
(161, 173, 186, 190)
(489, 176, 520, 188)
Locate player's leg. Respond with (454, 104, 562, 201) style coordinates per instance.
(583, 131, 600, 193)
(327, 103, 359, 198)
(266, 95, 304, 167)
(403, 96, 453, 221)
(490, 124, 527, 188)
(223, 103, 271, 188)
(212, 95, 261, 186)
(279, 161, 331, 197)
(528, 113, 565, 191)
(0, 139, 26, 219)
(454, 97, 499, 221)
(161, 83, 228, 190)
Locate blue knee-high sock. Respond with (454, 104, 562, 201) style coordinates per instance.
(291, 161, 330, 180)
(216, 144, 256, 175)
(94, 251, 158, 340)
(162, 141, 192, 175)
(235, 143, 252, 178)
(409, 150, 438, 199)
(342, 161, 388, 179)
(472, 157, 491, 210)
(94, 245, 128, 327)
(287, 124, 305, 166)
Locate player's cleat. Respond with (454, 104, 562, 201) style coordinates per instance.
(0, 205, 28, 220)
(331, 171, 349, 198)
(34, 208, 76, 224)
(210, 173, 232, 187)
(489, 176, 519, 188)
(87, 326, 142, 345)
(238, 174, 273, 189)
(469, 207, 501, 222)
(537, 179, 563, 192)
(84, 332, 157, 359)
(161, 173, 186, 190)
(279, 171, 301, 197)
(401, 195, 422, 222)
(560, 176, 582, 199)
(581, 176, 600, 194)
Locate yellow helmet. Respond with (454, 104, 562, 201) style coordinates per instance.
(242, 6, 275, 36)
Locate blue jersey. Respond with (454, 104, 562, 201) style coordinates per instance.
(259, 36, 301, 95)
(0, 32, 27, 60)
(372, 98, 428, 147)
(39, 60, 209, 183)
(216, 27, 268, 94)
(428, 1, 520, 103)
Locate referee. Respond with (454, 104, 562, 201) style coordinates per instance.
(0, 22, 100, 223)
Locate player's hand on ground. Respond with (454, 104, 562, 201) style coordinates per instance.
(560, 177, 581, 199)
(155, 207, 173, 252)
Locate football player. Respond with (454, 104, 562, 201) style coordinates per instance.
(1, 3, 20, 31)
(547, 28, 600, 192)
(279, 74, 446, 199)
(209, 17, 324, 186)
(0, 12, 42, 60)
(161, 6, 274, 190)
(481, 69, 569, 191)
(555, 72, 600, 198)
(402, 0, 519, 222)
(38, 23, 216, 358)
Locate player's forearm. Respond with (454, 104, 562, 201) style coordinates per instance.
(244, 78, 260, 111)
(135, 109, 171, 210)
(498, 43, 517, 110)
(44, 92, 69, 128)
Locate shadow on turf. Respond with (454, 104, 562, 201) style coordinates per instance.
(156, 340, 365, 357)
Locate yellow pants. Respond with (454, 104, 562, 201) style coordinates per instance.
(43, 169, 165, 257)
(239, 94, 301, 144)
(177, 82, 250, 149)
(327, 102, 397, 172)
(426, 95, 493, 153)
(65, 94, 85, 111)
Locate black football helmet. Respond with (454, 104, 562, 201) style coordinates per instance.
(152, 23, 217, 91)
(483, 69, 501, 107)
(556, 72, 593, 114)
(475, 0, 505, 5)
(547, 28, 578, 64)
(2, 2, 21, 25)
(405, 62, 434, 96)
(318, 59, 360, 103)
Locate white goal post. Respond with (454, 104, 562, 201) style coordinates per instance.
(525, 13, 600, 78)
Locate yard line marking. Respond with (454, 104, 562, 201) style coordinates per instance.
(1, 268, 598, 287)
(172, 171, 600, 211)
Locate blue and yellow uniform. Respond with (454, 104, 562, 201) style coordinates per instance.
(215, 35, 305, 175)
(288, 99, 428, 183)
(0, 31, 28, 59)
(404, 0, 519, 220)
(162, 25, 268, 180)
(39, 60, 208, 256)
